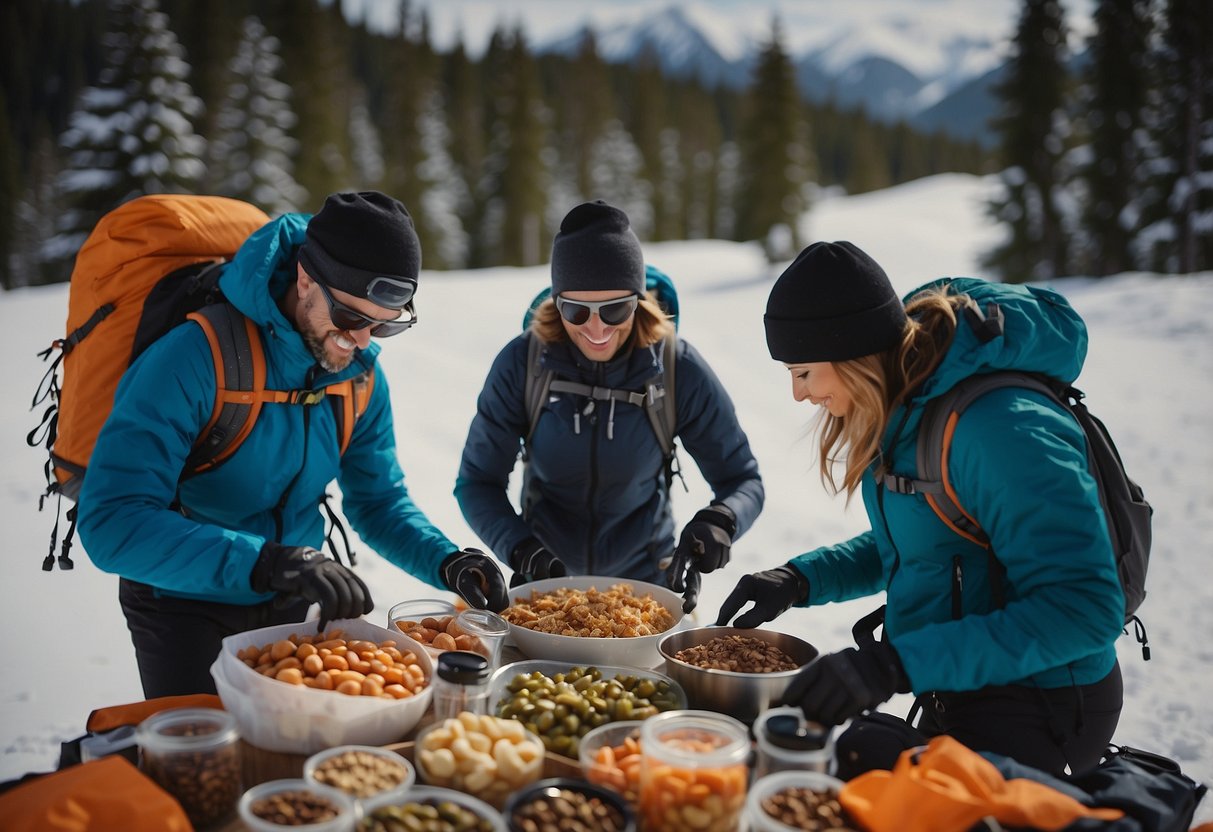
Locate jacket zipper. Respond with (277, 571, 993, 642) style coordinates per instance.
(585, 362, 605, 574)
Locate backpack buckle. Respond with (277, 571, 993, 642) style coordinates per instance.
(289, 389, 327, 405)
(883, 474, 917, 494)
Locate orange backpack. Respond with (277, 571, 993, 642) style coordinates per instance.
(28, 194, 375, 570)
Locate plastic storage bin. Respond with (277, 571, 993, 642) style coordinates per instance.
(135, 707, 242, 829)
(639, 710, 750, 832)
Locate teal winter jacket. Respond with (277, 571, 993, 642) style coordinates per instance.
(78, 214, 456, 604)
(789, 279, 1124, 693)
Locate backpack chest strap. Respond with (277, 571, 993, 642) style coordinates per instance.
(547, 378, 659, 408)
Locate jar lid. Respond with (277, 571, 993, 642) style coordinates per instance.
(135, 707, 239, 753)
(761, 713, 830, 751)
(436, 650, 490, 684)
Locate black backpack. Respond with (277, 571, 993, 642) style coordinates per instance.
(882, 301, 1153, 658)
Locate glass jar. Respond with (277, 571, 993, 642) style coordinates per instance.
(639, 710, 749, 832)
(455, 608, 510, 671)
(136, 707, 242, 829)
(431, 650, 492, 721)
(752, 706, 834, 780)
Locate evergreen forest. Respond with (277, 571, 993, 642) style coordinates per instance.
(0, 0, 1208, 289)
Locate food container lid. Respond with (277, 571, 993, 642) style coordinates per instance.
(757, 708, 831, 752)
(436, 650, 490, 684)
(640, 710, 749, 767)
(135, 707, 239, 754)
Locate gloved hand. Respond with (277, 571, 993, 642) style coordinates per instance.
(508, 537, 567, 588)
(441, 548, 510, 612)
(779, 642, 910, 727)
(251, 542, 374, 630)
(714, 564, 809, 628)
(668, 504, 736, 614)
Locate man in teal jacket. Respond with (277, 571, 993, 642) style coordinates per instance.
(79, 192, 508, 698)
(718, 241, 1124, 776)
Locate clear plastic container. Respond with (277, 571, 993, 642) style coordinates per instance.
(135, 707, 242, 829)
(744, 769, 849, 832)
(238, 778, 357, 832)
(414, 713, 546, 809)
(360, 784, 506, 832)
(303, 744, 415, 810)
(456, 608, 510, 670)
(432, 650, 492, 721)
(752, 706, 835, 779)
(577, 720, 644, 811)
(387, 598, 459, 659)
(639, 710, 750, 832)
(503, 777, 637, 832)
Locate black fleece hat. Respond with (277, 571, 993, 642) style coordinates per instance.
(299, 191, 420, 307)
(550, 200, 645, 297)
(764, 241, 907, 363)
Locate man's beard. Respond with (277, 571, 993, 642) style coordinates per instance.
(302, 328, 353, 373)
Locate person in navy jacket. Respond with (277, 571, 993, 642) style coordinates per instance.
(455, 200, 764, 612)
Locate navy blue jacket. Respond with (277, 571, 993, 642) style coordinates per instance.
(456, 334, 764, 582)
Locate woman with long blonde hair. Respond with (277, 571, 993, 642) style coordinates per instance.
(717, 241, 1123, 776)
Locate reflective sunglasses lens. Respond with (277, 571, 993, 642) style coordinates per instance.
(330, 307, 373, 331)
(599, 298, 637, 326)
(369, 307, 416, 337)
(559, 301, 592, 326)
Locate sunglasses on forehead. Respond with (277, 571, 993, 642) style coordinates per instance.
(314, 277, 416, 337)
(555, 294, 640, 326)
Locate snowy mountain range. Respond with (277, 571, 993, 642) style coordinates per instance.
(538, 4, 1014, 143)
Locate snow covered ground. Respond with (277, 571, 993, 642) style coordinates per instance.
(1, 173, 1210, 821)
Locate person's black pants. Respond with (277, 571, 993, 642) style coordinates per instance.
(916, 661, 1123, 776)
(119, 578, 310, 699)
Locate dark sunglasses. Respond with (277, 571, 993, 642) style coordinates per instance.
(314, 278, 416, 337)
(555, 294, 639, 326)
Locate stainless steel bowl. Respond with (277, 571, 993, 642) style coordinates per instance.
(657, 626, 818, 724)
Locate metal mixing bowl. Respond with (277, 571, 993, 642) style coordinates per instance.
(657, 626, 818, 724)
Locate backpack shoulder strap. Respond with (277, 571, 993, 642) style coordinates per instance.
(883, 371, 1060, 548)
(329, 366, 376, 456)
(523, 332, 554, 455)
(185, 302, 267, 474)
(645, 334, 677, 460)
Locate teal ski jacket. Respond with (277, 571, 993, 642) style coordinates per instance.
(789, 278, 1124, 692)
(78, 215, 456, 604)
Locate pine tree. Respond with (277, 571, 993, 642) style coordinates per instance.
(983, 0, 1073, 282)
(736, 19, 812, 261)
(210, 15, 305, 216)
(1136, 0, 1213, 273)
(1074, 0, 1154, 276)
(417, 88, 470, 269)
(479, 27, 548, 267)
(589, 120, 653, 236)
(47, 0, 206, 275)
(348, 84, 385, 189)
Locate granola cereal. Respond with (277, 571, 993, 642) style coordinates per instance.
(502, 584, 676, 638)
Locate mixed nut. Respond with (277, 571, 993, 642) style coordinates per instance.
(510, 787, 628, 832)
(140, 718, 241, 827)
(761, 786, 860, 831)
(310, 749, 410, 798)
(248, 789, 342, 826)
(673, 635, 800, 673)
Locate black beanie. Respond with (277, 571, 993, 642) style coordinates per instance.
(299, 191, 421, 307)
(550, 201, 645, 297)
(764, 241, 907, 363)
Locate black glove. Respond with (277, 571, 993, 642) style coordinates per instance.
(779, 642, 910, 727)
(714, 564, 809, 628)
(668, 504, 736, 614)
(508, 537, 567, 588)
(441, 548, 509, 612)
(251, 542, 374, 631)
